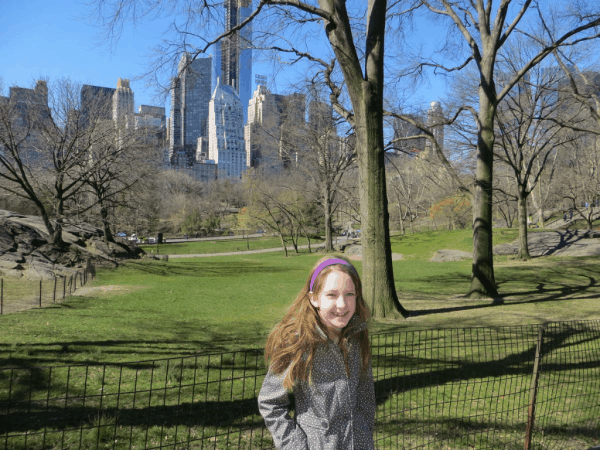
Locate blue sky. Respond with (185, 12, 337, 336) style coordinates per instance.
(1, 0, 448, 117)
(1, 0, 170, 109)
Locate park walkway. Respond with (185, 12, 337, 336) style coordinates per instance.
(166, 242, 327, 258)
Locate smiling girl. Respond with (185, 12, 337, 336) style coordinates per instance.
(258, 256, 375, 450)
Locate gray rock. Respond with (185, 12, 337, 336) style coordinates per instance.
(17, 243, 34, 255)
(0, 268, 23, 278)
(344, 244, 362, 256)
(430, 249, 472, 262)
(0, 253, 25, 263)
(24, 261, 57, 280)
(493, 243, 518, 255)
(0, 260, 23, 270)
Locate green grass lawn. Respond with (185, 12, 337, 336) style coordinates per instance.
(2, 228, 600, 365)
(138, 235, 323, 255)
(2, 229, 600, 449)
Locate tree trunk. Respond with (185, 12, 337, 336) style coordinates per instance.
(101, 205, 115, 243)
(324, 188, 334, 252)
(320, 0, 407, 318)
(279, 233, 288, 257)
(355, 106, 407, 318)
(398, 203, 405, 235)
(470, 88, 498, 299)
(517, 194, 531, 260)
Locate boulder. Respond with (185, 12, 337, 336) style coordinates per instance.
(344, 244, 362, 256)
(493, 243, 518, 255)
(24, 261, 56, 280)
(0, 260, 23, 270)
(0, 209, 143, 279)
(0, 253, 26, 263)
(429, 249, 472, 262)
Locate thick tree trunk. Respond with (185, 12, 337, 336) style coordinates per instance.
(355, 107, 408, 318)
(320, 0, 407, 317)
(101, 205, 115, 243)
(517, 194, 531, 260)
(470, 89, 498, 299)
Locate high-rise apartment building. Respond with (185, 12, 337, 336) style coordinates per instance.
(81, 84, 116, 124)
(217, 0, 252, 123)
(0, 80, 49, 161)
(113, 78, 134, 128)
(208, 79, 246, 178)
(308, 100, 333, 133)
(169, 54, 213, 165)
(427, 101, 444, 152)
(245, 84, 281, 168)
(244, 86, 309, 170)
(392, 115, 427, 155)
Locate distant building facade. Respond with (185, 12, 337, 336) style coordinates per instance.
(208, 80, 246, 178)
(0, 80, 49, 161)
(216, 0, 252, 123)
(169, 54, 213, 167)
(113, 78, 135, 128)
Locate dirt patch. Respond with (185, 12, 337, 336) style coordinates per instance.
(73, 285, 145, 297)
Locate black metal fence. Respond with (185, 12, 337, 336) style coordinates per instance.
(1, 320, 599, 449)
(0, 263, 95, 315)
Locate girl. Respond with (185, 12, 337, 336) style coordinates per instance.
(258, 256, 375, 450)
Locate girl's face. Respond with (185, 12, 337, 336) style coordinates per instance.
(310, 270, 356, 334)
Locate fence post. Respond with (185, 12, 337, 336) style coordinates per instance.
(63, 276, 66, 299)
(524, 325, 545, 450)
(1, 279, 3, 315)
(39, 279, 42, 308)
(53, 276, 57, 303)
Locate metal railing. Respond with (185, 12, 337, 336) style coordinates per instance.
(1, 320, 599, 449)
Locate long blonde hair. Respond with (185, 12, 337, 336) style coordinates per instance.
(264, 255, 371, 389)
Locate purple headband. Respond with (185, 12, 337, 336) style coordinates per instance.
(309, 258, 352, 292)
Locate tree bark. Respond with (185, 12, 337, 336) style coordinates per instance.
(398, 203, 405, 235)
(320, 0, 407, 317)
(324, 186, 334, 252)
(517, 194, 531, 260)
(470, 81, 498, 298)
(101, 205, 115, 243)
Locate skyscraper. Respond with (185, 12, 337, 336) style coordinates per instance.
(217, 0, 252, 123)
(245, 84, 281, 168)
(427, 101, 444, 152)
(208, 79, 246, 178)
(113, 78, 134, 128)
(169, 54, 212, 165)
(81, 84, 116, 125)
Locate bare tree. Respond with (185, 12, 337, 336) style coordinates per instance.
(0, 78, 125, 245)
(417, 1, 600, 298)
(493, 54, 578, 259)
(88, 0, 417, 317)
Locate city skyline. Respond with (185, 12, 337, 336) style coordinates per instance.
(1, 0, 449, 121)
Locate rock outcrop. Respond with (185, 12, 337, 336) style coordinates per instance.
(0, 210, 142, 279)
(429, 249, 472, 262)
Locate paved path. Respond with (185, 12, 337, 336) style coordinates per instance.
(166, 242, 327, 258)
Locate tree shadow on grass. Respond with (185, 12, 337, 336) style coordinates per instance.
(407, 262, 600, 318)
(2, 323, 599, 442)
(122, 260, 295, 278)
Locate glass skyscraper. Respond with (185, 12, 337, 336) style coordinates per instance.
(215, 0, 252, 124)
(169, 54, 212, 164)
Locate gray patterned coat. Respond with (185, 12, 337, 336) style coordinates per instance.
(258, 316, 376, 450)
